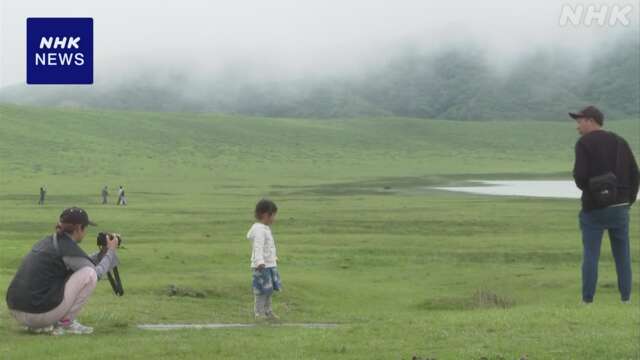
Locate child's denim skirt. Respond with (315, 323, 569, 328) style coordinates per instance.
(252, 267, 282, 295)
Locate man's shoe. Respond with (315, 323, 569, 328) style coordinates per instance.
(54, 320, 93, 335)
(622, 299, 631, 304)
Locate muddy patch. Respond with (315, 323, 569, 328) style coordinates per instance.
(418, 290, 515, 311)
(164, 284, 222, 299)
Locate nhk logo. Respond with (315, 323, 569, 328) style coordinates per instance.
(559, 4, 635, 27)
(27, 18, 93, 84)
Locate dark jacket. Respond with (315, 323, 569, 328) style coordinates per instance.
(6, 233, 90, 313)
(573, 130, 639, 211)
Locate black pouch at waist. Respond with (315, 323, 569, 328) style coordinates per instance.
(589, 172, 618, 208)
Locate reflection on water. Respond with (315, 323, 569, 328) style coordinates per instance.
(436, 180, 586, 199)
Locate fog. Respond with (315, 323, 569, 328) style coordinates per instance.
(0, 1, 638, 120)
(1, 0, 638, 86)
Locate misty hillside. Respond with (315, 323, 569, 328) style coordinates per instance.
(1, 36, 638, 121)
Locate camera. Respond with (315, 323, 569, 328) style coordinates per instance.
(95, 232, 124, 296)
(97, 232, 122, 248)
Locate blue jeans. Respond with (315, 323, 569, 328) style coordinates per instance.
(579, 205, 632, 302)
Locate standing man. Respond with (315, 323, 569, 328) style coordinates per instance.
(101, 186, 109, 205)
(38, 185, 47, 205)
(571, 105, 639, 304)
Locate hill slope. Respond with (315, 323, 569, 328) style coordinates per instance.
(1, 105, 638, 191)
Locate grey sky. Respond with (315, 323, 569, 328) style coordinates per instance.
(1, 0, 638, 87)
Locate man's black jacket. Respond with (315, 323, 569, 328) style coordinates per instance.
(573, 130, 639, 211)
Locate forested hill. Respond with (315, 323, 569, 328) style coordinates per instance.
(1, 35, 638, 121)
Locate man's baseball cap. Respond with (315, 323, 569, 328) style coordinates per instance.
(569, 105, 604, 125)
(59, 207, 97, 226)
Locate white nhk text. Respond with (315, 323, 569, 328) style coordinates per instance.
(35, 36, 85, 66)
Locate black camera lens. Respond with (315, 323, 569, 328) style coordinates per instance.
(97, 232, 122, 248)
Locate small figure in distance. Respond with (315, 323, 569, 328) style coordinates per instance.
(117, 185, 127, 206)
(101, 185, 109, 205)
(38, 185, 47, 205)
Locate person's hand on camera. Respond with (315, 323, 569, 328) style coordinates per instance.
(106, 234, 118, 251)
(256, 263, 265, 271)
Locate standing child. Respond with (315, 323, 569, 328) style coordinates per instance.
(247, 199, 282, 320)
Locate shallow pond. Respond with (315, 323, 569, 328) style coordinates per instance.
(435, 180, 616, 199)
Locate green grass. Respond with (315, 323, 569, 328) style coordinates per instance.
(0, 104, 638, 359)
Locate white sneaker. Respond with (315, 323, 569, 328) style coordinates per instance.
(622, 300, 631, 304)
(53, 320, 94, 335)
(51, 326, 66, 336)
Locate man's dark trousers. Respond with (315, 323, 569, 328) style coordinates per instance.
(580, 205, 631, 302)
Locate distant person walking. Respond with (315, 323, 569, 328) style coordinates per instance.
(117, 186, 127, 206)
(571, 106, 639, 304)
(101, 186, 109, 205)
(38, 185, 47, 205)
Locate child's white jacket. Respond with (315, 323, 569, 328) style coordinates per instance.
(247, 223, 277, 268)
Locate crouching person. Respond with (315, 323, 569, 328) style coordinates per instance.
(5, 207, 119, 335)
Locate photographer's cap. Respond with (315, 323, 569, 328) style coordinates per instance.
(59, 207, 97, 226)
(569, 105, 604, 124)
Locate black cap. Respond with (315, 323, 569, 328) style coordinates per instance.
(59, 207, 97, 226)
(569, 105, 604, 125)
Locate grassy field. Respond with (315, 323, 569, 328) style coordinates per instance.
(0, 104, 638, 359)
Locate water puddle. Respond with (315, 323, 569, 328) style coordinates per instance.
(435, 180, 584, 199)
